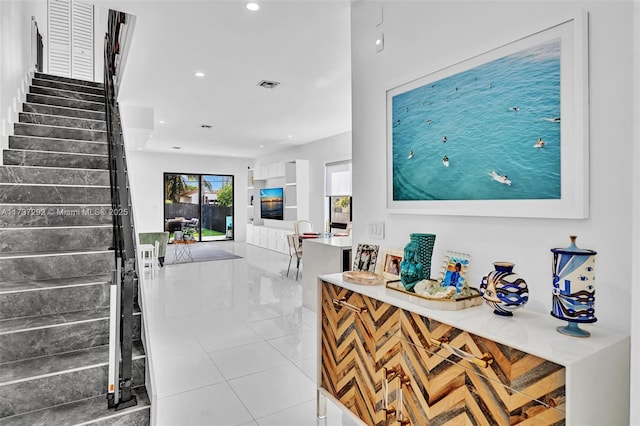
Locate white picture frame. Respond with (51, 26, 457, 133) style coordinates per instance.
(376, 249, 403, 281)
(438, 251, 472, 290)
(386, 12, 589, 218)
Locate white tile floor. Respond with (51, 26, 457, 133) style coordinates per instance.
(140, 242, 360, 426)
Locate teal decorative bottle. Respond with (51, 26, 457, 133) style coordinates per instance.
(409, 233, 436, 279)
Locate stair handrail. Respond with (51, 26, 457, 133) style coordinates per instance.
(104, 9, 138, 411)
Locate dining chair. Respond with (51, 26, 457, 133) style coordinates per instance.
(287, 234, 303, 280)
(294, 220, 314, 235)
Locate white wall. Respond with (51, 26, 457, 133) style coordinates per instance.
(127, 150, 251, 241)
(254, 131, 352, 233)
(0, 0, 47, 153)
(352, 0, 636, 419)
(631, 1, 639, 423)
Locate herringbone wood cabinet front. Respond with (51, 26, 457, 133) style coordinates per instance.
(320, 281, 567, 425)
(321, 282, 399, 425)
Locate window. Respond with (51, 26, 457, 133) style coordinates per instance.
(325, 161, 352, 230)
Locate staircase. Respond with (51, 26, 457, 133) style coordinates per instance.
(0, 73, 150, 424)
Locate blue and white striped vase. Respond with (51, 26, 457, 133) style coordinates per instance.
(480, 262, 529, 316)
(551, 236, 597, 337)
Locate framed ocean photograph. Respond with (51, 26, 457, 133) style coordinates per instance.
(386, 12, 589, 218)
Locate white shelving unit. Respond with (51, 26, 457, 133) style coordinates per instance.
(246, 159, 309, 254)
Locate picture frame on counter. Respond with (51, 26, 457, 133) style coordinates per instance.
(376, 249, 403, 282)
(386, 12, 589, 219)
(352, 243, 379, 273)
(438, 251, 472, 289)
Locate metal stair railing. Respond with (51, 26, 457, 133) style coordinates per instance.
(104, 9, 138, 411)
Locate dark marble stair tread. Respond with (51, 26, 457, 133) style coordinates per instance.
(3, 149, 110, 171)
(0, 274, 111, 294)
(0, 204, 111, 227)
(32, 78, 105, 97)
(0, 341, 145, 385)
(25, 94, 105, 113)
(3, 148, 108, 158)
(23, 103, 106, 121)
(34, 73, 104, 89)
(0, 249, 112, 260)
(29, 86, 105, 104)
(0, 226, 113, 254)
(0, 308, 110, 334)
(14, 123, 107, 142)
(0, 165, 109, 185)
(9, 137, 108, 156)
(18, 112, 107, 129)
(0, 304, 142, 332)
(0, 385, 150, 426)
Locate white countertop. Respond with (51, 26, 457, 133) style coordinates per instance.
(303, 236, 352, 248)
(319, 273, 629, 367)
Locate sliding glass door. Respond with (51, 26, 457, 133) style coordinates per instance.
(201, 175, 234, 241)
(164, 173, 234, 242)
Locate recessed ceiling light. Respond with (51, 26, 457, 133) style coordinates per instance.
(159, 120, 165, 124)
(195, 72, 205, 78)
(287, 134, 293, 139)
(246, 2, 259, 11)
(259, 144, 264, 149)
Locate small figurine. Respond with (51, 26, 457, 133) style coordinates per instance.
(400, 241, 424, 292)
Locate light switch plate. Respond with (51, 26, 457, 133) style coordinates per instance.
(368, 221, 385, 239)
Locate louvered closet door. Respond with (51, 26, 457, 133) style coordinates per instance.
(48, 0, 94, 80)
(48, 0, 71, 76)
(71, 1, 94, 80)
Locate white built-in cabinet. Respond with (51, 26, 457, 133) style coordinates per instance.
(246, 160, 309, 254)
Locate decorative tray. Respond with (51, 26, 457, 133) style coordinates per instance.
(386, 279, 482, 311)
(342, 271, 384, 286)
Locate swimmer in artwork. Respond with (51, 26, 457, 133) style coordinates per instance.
(490, 171, 512, 186)
(442, 155, 449, 167)
(535, 138, 545, 148)
(441, 136, 447, 143)
(408, 150, 414, 159)
(510, 106, 520, 111)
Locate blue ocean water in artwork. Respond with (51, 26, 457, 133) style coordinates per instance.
(392, 39, 561, 200)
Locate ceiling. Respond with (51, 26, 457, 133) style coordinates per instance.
(91, 0, 352, 159)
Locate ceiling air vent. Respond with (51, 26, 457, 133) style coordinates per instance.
(257, 80, 281, 89)
(200, 124, 213, 129)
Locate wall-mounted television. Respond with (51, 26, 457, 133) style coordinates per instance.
(260, 187, 284, 220)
